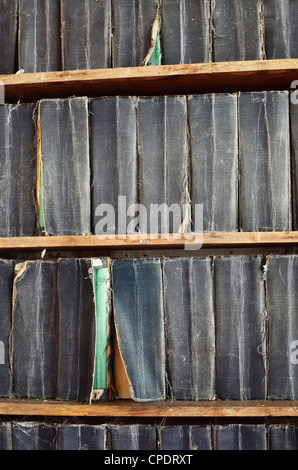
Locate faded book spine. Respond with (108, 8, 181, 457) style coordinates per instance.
(239, 91, 291, 232)
(108, 425, 157, 451)
(37, 97, 91, 236)
(159, 425, 190, 450)
(266, 255, 298, 400)
(112, 258, 166, 402)
(18, 0, 61, 73)
(138, 95, 189, 234)
(0, 260, 14, 398)
(0, 0, 18, 74)
(214, 424, 267, 450)
(0, 423, 12, 450)
(61, 0, 111, 70)
(211, 0, 263, 62)
(163, 257, 215, 400)
(112, 0, 160, 67)
(12, 261, 58, 399)
(161, 0, 210, 65)
(12, 422, 56, 451)
(0, 103, 36, 237)
(90, 97, 137, 236)
(57, 424, 106, 450)
(290, 96, 298, 229)
(189, 425, 212, 451)
(214, 255, 266, 400)
(269, 425, 298, 450)
(188, 93, 238, 232)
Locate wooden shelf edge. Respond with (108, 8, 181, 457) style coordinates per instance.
(0, 400, 297, 418)
(1, 58, 298, 102)
(0, 232, 296, 251)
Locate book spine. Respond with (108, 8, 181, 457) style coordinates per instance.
(0, 423, 12, 450)
(90, 96, 137, 236)
(112, 258, 166, 402)
(108, 425, 157, 451)
(189, 425, 212, 450)
(38, 97, 91, 236)
(266, 255, 298, 400)
(215, 424, 267, 450)
(290, 96, 298, 229)
(163, 257, 215, 400)
(211, 0, 262, 62)
(0, 260, 14, 398)
(57, 424, 106, 450)
(188, 93, 238, 232)
(159, 425, 189, 450)
(60, 0, 111, 71)
(0, 0, 18, 74)
(18, 0, 61, 73)
(214, 255, 266, 400)
(12, 422, 56, 450)
(269, 424, 298, 450)
(161, 0, 210, 65)
(239, 91, 291, 231)
(12, 261, 58, 399)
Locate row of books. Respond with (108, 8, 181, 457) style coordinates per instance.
(0, 420, 297, 450)
(0, 91, 296, 237)
(1, 0, 298, 75)
(1, 254, 298, 403)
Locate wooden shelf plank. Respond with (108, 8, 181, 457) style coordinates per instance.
(0, 232, 296, 251)
(0, 399, 297, 417)
(1, 59, 298, 103)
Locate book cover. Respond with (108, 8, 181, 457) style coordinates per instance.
(0, 0, 18, 74)
(214, 255, 266, 400)
(269, 424, 298, 450)
(18, 0, 61, 73)
(163, 257, 215, 400)
(0, 103, 36, 237)
(57, 424, 106, 450)
(12, 422, 56, 450)
(159, 425, 189, 450)
(108, 424, 157, 450)
(0, 260, 14, 398)
(61, 0, 111, 70)
(161, 0, 210, 65)
(239, 91, 291, 232)
(215, 424, 267, 450)
(37, 97, 91, 236)
(188, 93, 238, 232)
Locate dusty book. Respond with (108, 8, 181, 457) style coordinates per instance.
(108, 424, 157, 451)
(0, 260, 14, 398)
(57, 424, 106, 450)
(0, 0, 18, 74)
(214, 424, 267, 450)
(12, 422, 56, 451)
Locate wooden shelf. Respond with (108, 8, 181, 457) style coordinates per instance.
(0, 232, 297, 251)
(0, 399, 297, 418)
(1, 59, 298, 103)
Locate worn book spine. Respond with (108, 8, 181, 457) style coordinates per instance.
(57, 424, 106, 450)
(266, 255, 298, 400)
(0, 260, 14, 398)
(61, 0, 111, 71)
(18, 0, 61, 73)
(0, 0, 18, 74)
(12, 422, 56, 450)
(188, 93, 238, 232)
(0, 422, 12, 450)
(138, 96, 189, 234)
(263, 0, 298, 59)
(239, 91, 291, 232)
(57, 258, 97, 404)
(290, 97, 298, 229)
(269, 424, 298, 450)
(112, 0, 160, 67)
(159, 425, 189, 450)
(108, 424, 157, 451)
(211, 0, 263, 62)
(189, 425, 212, 450)
(90, 96, 137, 236)
(112, 258, 166, 402)
(215, 424, 267, 450)
(37, 97, 91, 236)
(161, 0, 210, 65)
(0, 103, 36, 237)
(12, 261, 58, 399)
(163, 257, 215, 400)
(214, 256, 266, 400)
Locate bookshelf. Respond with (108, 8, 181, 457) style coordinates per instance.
(1, 59, 298, 419)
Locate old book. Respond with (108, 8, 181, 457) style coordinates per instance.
(189, 425, 212, 450)
(0, 260, 14, 398)
(12, 422, 56, 450)
(112, 258, 166, 402)
(0, 422, 12, 450)
(214, 256, 266, 400)
(269, 424, 298, 450)
(108, 424, 156, 451)
(163, 257, 215, 400)
(90, 97, 137, 236)
(211, 0, 262, 62)
(138, 96, 189, 234)
(18, 0, 61, 73)
(12, 261, 58, 399)
(113, 0, 160, 67)
(239, 91, 291, 232)
(61, 0, 111, 70)
(37, 97, 91, 236)
(263, 0, 298, 59)
(290, 98, 298, 229)
(215, 424, 267, 450)
(161, 0, 210, 65)
(57, 424, 106, 450)
(266, 255, 298, 400)
(0, 0, 18, 74)
(0, 103, 36, 237)
(188, 93, 238, 232)
(159, 425, 190, 450)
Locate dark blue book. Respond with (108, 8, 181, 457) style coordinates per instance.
(12, 422, 56, 450)
(215, 424, 267, 450)
(0, 422, 12, 450)
(57, 424, 106, 450)
(0, 260, 14, 398)
(108, 424, 156, 450)
(269, 424, 298, 450)
(0, 0, 18, 74)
